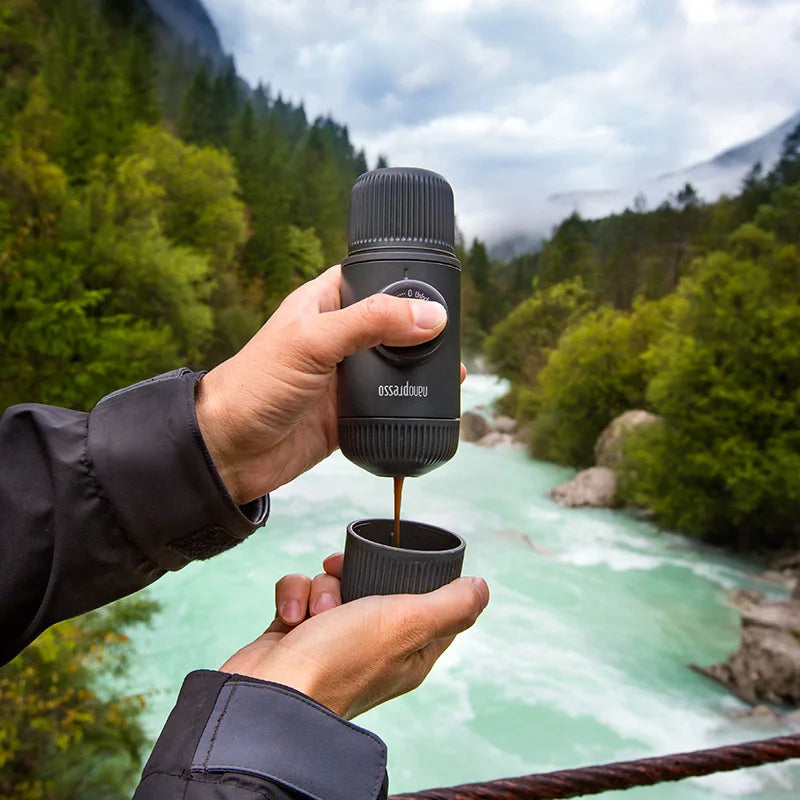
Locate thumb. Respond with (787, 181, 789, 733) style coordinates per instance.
(402, 577, 490, 650)
(302, 294, 447, 370)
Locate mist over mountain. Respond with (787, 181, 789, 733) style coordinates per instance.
(545, 109, 800, 227)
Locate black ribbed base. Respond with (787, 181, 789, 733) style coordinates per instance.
(338, 418, 459, 477)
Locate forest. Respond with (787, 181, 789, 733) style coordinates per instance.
(2, 0, 800, 796)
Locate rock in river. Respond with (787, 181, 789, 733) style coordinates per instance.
(549, 466, 619, 508)
(493, 415, 518, 435)
(476, 431, 518, 448)
(692, 598, 800, 707)
(461, 410, 491, 442)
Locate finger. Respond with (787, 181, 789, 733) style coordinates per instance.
(400, 577, 490, 649)
(460, 363, 467, 384)
(309, 572, 342, 616)
(311, 264, 344, 313)
(323, 552, 344, 579)
(274, 265, 343, 317)
(275, 573, 312, 625)
(298, 294, 448, 371)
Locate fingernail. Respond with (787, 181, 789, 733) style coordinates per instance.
(281, 600, 302, 624)
(312, 593, 338, 614)
(471, 577, 490, 610)
(411, 301, 447, 330)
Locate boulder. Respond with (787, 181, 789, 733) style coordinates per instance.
(476, 431, 517, 448)
(460, 410, 491, 442)
(470, 355, 490, 374)
(594, 410, 659, 469)
(729, 589, 766, 609)
(549, 466, 619, 508)
(492, 415, 518, 435)
(765, 551, 800, 599)
(692, 600, 800, 707)
(739, 601, 800, 635)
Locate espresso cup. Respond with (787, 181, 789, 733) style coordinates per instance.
(340, 518, 465, 603)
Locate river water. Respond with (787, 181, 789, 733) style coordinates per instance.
(130, 375, 800, 798)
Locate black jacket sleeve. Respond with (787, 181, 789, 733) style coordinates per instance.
(1, 368, 389, 800)
(0, 368, 267, 664)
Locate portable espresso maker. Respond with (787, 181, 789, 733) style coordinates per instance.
(337, 166, 461, 478)
(337, 167, 465, 602)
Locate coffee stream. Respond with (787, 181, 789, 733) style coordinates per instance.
(393, 476, 405, 548)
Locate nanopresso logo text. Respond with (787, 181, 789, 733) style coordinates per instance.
(377, 381, 429, 398)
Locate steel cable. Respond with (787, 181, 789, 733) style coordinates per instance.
(390, 732, 800, 799)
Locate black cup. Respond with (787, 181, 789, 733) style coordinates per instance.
(340, 518, 465, 603)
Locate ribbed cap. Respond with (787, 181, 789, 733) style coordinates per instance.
(348, 167, 455, 254)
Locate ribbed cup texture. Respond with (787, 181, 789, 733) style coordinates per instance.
(341, 519, 465, 603)
(348, 167, 455, 254)
(338, 418, 459, 477)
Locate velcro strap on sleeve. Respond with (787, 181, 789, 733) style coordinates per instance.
(191, 678, 387, 800)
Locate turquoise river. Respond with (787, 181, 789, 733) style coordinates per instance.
(129, 375, 800, 798)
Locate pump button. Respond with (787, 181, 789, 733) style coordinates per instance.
(376, 280, 447, 364)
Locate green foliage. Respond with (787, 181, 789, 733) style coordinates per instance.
(174, 55, 368, 274)
(0, 135, 174, 409)
(485, 278, 591, 388)
(529, 296, 673, 466)
(40, 0, 156, 176)
(536, 213, 601, 293)
(2, 0, 376, 398)
(0, 121, 248, 408)
(523, 185, 713, 311)
(462, 239, 540, 354)
(0, 596, 159, 800)
(619, 226, 800, 549)
(770, 121, 800, 189)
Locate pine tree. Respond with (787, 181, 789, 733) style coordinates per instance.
(771, 120, 800, 188)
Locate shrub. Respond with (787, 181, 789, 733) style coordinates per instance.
(530, 297, 674, 466)
(619, 226, 800, 549)
(0, 596, 158, 800)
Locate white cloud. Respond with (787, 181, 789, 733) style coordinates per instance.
(203, 0, 800, 241)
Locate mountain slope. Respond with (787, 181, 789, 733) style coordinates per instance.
(143, 0, 227, 67)
(547, 109, 800, 223)
(675, 110, 800, 175)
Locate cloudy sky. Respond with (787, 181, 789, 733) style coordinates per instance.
(203, 0, 800, 242)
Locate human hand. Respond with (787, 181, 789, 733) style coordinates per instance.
(221, 556, 490, 720)
(195, 265, 466, 504)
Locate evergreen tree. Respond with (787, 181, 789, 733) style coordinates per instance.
(41, 0, 153, 177)
(770, 120, 800, 188)
(178, 64, 216, 144)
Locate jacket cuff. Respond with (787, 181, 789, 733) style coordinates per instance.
(88, 369, 268, 571)
(141, 671, 388, 800)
